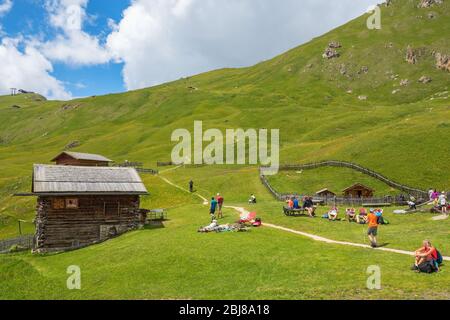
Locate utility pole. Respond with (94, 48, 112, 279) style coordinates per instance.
(10, 88, 17, 96)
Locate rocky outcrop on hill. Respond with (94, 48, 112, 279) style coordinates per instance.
(406, 46, 418, 64)
(418, 0, 443, 8)
(435, 53, 450, 72)
(418, 76, 432, 83)
(323, 42, 341, 59)
(400, 79, 410, 86)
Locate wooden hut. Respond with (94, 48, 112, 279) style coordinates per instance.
(26, 164, 148, 253)
(342, 183, 374, 198)
(315, 188, 336, 198)
(51, 151, 113, 167)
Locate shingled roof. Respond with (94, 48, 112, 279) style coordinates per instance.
(51, 151, 113, 163)
(32, 164, 148, 195)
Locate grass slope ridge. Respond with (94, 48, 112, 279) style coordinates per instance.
(0, 0, 448, 233)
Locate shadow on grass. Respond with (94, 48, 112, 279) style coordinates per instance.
(144, 221, 168, 230)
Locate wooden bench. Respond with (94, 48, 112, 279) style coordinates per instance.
(283, 207, 307, 217)
(362, 203, 392, 207)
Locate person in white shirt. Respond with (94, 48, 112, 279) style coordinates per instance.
(439, 192, 447, 214)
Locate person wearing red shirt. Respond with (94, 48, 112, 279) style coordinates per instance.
(216, 193, 224, 219)
(414, 240, 438, 270)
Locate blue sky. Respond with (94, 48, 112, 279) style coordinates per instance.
(0, 0, 379, 100)
(1, 0, 129, 97)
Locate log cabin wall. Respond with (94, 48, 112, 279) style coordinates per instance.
(35, 195, 142, 252)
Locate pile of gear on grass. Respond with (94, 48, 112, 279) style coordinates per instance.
(198, 211, 262, 234)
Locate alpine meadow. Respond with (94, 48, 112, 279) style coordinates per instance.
(0, 0, 449, 301)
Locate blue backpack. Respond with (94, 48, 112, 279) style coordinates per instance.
(435, 250, 443, 265)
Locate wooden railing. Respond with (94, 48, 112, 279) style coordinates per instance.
(260, 160, 431, 204)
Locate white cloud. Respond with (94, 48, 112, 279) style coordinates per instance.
(0, 38, 72, 100)
(106, 0, 380, 91)
(0, 0, 13, 16)
(39, 0, 111, 65)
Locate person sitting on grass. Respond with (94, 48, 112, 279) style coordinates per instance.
(356, 208, 368, 224)
(407, 196, 417, 211)
(346, 208, 356, 222)
(249, 194, 257, 204)
(328, 207, 338, 221)
(412, 240, 439, 273)
(303, 196, 316, 217)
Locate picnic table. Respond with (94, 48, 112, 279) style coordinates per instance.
(283, 206, 307, 217)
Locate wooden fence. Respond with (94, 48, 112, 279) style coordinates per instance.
(113, 161, 144, 168)
(260, 160, 431, 205)
(0, 235, 34, 254)
(136, 168, 159, 175)
(112, 161, 158, 175)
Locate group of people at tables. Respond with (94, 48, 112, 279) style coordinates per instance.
(285, 196, 316, 217)
(285, 196, 384, 224)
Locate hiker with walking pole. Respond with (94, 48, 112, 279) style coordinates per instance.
(189, 180, 194, 193)
(367, 209, 380, 248)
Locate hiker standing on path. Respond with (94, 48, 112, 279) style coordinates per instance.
(216, 193, 224, 219)
(189, 180, 194, 193)
(439, 191, 447, 215)
(210, 197, 218, 221)
(367, 209, 380, 248)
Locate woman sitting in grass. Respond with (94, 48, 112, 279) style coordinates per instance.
(328, 207, 338, 221)
(412, 240, 439, 273)
(346, 208, 356, 222)
(356, 208, 368, 224)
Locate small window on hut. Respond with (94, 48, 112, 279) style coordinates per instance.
(52, 198, 65, 210)
(66, 198, 79, 209)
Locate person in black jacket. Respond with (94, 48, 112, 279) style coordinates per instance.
(303, 196, 316, 217)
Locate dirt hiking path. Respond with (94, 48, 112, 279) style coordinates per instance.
(158, 175, 450, 261)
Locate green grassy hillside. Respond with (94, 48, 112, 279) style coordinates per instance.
(267, 166, 401, 197)
(0, 0, 447, 230)
(0, 0, 449, 299)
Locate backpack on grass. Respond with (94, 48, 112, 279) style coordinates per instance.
(435, 250, 443, 266)
(418, 261, 436, 274)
